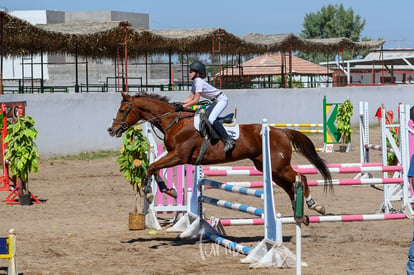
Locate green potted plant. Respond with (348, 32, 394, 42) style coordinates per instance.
(4, 115, 39, 205)
(117, 124, 150, 230)
(336, 98, 353, 152)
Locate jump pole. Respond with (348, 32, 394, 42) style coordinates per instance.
(204, 162, 384, 171)
(219, 212, 407, 226)
(202, 164, 401, 176)
(202, 161, 405, 227)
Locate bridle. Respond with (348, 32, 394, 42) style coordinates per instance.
(112, 100, 139, 131)
(113, 99, 194, 135)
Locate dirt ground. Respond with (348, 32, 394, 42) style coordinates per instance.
(0, 126, 412, 275)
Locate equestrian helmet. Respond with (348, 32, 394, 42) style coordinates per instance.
(189, 61, 206, 78)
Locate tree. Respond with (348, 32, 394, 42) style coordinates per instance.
(298, 4, 366, 64)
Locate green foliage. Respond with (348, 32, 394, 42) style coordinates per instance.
(4, 116, 39, 182)
(275, 76, 304, 88)
(386, 128, 398, 166)
(116, 125, 150, 190)
(298, 4, 366, 63)
(336, 99, 353, 144)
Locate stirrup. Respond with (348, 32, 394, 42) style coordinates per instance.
(223, 139, 235, 153)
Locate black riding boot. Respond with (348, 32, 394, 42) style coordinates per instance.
(213, 120, 235, 153)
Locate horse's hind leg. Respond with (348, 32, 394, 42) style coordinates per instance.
(272, 166, 326, 216)
(299, 174, 326, 215)
(252, 158, 326, 220)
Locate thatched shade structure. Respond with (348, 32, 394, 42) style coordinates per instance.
(3, 13, 70, 56)
(2, 13, 385, 58)
(237, 33, 385, 54)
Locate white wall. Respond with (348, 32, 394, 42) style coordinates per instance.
(10, 10, 48, 24)
(3, 55, 49, 80)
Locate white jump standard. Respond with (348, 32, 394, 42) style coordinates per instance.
(179, 120, 302, 269)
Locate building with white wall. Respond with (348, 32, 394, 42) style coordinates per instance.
(321, 49, 414, 86)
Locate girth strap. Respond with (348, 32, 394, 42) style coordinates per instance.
(195, 136, 210, 165)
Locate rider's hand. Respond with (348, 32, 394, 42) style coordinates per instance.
(175, 103, 184, 111)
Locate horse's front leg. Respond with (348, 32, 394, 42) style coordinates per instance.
(143, 151, 182, 203)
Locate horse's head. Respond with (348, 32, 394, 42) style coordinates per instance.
(107, 93, 140, 137)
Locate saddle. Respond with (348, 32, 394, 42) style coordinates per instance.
(197, 109, 237, 140)
(193, 108, 240, 165)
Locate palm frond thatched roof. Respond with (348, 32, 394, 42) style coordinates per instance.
(2, 13, 386, 58)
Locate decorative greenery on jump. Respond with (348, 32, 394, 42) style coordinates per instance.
(323, 96, 352, 145)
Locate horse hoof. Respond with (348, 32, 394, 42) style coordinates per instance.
(310, 204, 325, 215)
(165, 188, 177, 198)
(145, 192, 154, 204)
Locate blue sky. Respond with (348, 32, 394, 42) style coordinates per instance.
(2, 0, 413, 48)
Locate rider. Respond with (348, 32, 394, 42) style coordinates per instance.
(175, 61, 235, 153)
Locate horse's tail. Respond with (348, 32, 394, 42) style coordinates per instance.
(284, 129, 333, 191)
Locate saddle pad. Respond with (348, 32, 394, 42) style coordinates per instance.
(194, 113, 240, 140)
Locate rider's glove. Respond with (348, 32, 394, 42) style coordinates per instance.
(175, 103, 184, 111)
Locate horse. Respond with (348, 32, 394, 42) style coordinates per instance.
(108, 91, 332, 220)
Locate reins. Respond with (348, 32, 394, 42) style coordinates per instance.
(114, 99, 195, 138)
(148, 110, 195, 140)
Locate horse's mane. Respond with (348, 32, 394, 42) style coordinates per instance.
(133, 91, 171, 104)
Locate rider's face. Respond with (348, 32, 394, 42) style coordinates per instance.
(190, 70, 197, 79)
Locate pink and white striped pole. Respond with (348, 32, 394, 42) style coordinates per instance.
(202, 165, 402, 177)
(214, 177, 403, 189)
(203, 162, 384, 171)
(219, 213, 407, 226)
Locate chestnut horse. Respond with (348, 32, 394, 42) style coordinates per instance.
(108, 92, 332, 217)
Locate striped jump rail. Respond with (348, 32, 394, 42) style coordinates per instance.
(296, 165, 403, 175)
(270, 123, 323, 127)
(199, 196, 264, 217)
(307, 177, 403, 186)
(199, 179, 263, 198)
(269, 123, 324, 134)
(204, 232, 251, 255)
(205, 181, 264, 189)
(202, 165, 403, 177)
(215, 177, 404, 189)
(365, 144, 394, 153)
(203, 162, 384, 171)
(218, 213, 407, 226)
